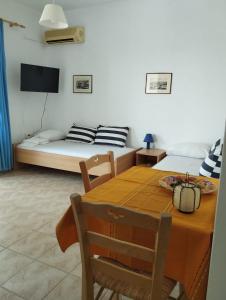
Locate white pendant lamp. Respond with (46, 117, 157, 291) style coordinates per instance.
(39, 1, 68, 29)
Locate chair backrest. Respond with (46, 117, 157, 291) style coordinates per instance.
(79, 151, 115, 193)
(71, 193, 172, 300)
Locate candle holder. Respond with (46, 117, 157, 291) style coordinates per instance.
(172, 173, 201, 213)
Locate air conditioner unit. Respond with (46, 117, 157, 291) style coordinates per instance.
(44, 27, 85, 45)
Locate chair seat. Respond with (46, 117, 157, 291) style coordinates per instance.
(93, 257, 176, 300)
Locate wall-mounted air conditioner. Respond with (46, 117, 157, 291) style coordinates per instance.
(44, 27, 85, 45)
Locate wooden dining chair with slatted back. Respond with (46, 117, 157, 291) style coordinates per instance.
(79, 151, 115, 193)
(70, 193, 178, 300)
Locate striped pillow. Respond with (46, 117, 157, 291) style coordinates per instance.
(66, 124, 97, 144)
(199, 139, 223, 179)
(94, 125, 129, 147)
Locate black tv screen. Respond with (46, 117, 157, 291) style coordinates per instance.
(20, 63, 59, 93)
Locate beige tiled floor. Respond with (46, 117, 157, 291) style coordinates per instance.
(44, 275, 82, 300)
(38, 244, 81, 273)
(3, 261, 66, 300)
(0, 167, 116, 300)
(0, 222, 33, 247)
(0, 167, 178, 299)
(71, 263, 82, 277)
(0, 249, 33, 285)
(0, 286, 24, 300)
(9, 231, 57, 259)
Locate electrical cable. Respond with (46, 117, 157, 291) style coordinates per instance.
(39, 92, 48, 132)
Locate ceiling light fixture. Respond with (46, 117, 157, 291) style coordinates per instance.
(39, 0, 68, 29)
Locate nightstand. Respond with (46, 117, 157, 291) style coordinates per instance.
(136, 148, 166, 166)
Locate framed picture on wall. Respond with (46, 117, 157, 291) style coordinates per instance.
(73, 75, 93, 93)
(145, 73, 172, 94)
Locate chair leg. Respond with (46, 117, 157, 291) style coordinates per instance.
(109, 292, 121, 300)
(95, 286, 105, 300)
(81, 279, 95, 300)
(82, 280, 86, 300)
(109, 291, 116, 300)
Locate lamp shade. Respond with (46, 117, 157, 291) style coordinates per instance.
(39, 4, 68, 29)
(144, 133, 154, 143)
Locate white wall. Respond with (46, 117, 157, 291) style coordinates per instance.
(207, 126, 226, 300)
(0, 0, 50, 142)
(1, 0, 226, 147)
(45, 0, 226, 148)
(207, 123, 226, 299)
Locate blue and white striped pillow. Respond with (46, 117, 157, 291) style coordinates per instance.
(94, 125, 129, 147)
(200, 139, 223, 179)
(66, 124, 97, 144)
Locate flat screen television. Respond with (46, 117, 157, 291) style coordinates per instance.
(20, 63, 59, 93)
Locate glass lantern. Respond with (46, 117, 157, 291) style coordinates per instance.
(172, 175, 201, 213)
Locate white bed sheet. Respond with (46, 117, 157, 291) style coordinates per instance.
(153, 155, 203, 176)
(17, 140, 135, 159)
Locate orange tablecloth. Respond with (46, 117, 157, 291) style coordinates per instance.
(56, 166, 218, 300)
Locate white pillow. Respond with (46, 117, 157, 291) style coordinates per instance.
(167, 143, 211, 159)
(36, 129, 66, 141)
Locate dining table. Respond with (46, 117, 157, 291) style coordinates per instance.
(56, 166, 219, 300)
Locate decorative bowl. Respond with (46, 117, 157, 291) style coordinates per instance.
(159, 175, 217, 194)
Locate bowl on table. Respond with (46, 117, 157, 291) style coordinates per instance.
(159, 175, 217, 194)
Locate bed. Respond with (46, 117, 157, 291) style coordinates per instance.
(14, 141, 138, 176)
(153, 155, 203, 175)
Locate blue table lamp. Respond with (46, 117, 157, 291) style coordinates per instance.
(144, 133, 154, 149)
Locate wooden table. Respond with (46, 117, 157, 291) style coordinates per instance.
(56, 166, 218, 300)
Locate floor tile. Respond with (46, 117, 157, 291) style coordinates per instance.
(9, 231, 57, 259)
(44, 274, 81, 300)
(0, 287, 24, 300)
(5, 212, 52, 231)
(71, 262, 82, 277)
(38, 244, 81, 273)
(0, 249, 32, 285)
(0, 206, 19, 221)
(35, 221, 56, 237)
(35, 216, 61, 237)
(3, 261, 66, 300)
(0, 222, 32, 247)
(0, 167, 84, 299)
(44, 276, 103, 300)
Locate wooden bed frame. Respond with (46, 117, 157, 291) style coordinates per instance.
(14, 145, 138, 176)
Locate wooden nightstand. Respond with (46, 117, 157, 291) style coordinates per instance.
(136, 148, 166, 166)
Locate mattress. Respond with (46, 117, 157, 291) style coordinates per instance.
(17, 140, 135, 159)
(153, 155, 203, 176)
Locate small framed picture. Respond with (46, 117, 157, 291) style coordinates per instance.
(145, 73, 172, 94)
(73, 75, 93, 93)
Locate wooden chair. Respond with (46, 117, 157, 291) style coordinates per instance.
(79, 151, 115, 193)
(71, 193, 177, 300)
